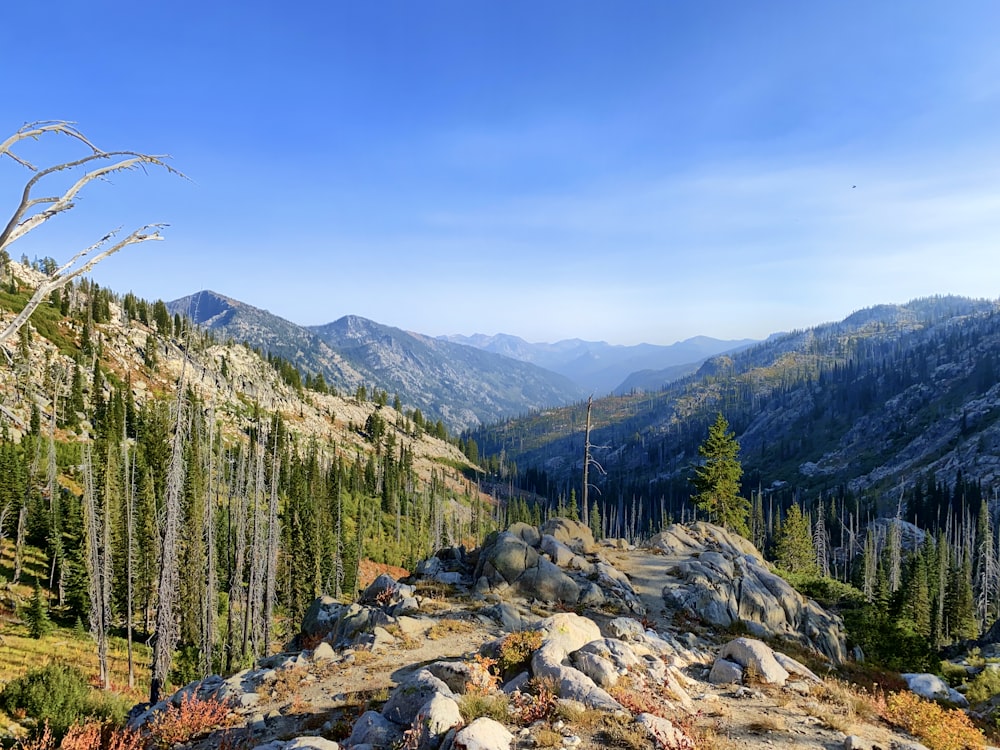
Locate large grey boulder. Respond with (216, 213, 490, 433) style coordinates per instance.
(345, 710, 403, 749)
(539, 518, 596, 554)
(530, 613, 622, 711)
(254, 739, 341, 750)
(381, 669, 456, 726)
(413, 692, 462, 750)
(636, 714, 693, 749)
(426, 660, 480, 694)
(718, 638, 790, 686)
(507, 522, 541, 547)
(452, 718, 513, 750)
(708, 658, 743, 685)
(651, 522, 847, 663)
(301, 596, 345, 639)
(902, 672, 969, 707)
(571, 638, 644, 688)
(285, 740, 341, 750)
(474, 531, 581, 604)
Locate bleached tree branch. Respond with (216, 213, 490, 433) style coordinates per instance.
(0, 119, 183, 349)
(0, 225, 165, 347)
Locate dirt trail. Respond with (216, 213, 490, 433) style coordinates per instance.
(603, 547, 676, 630)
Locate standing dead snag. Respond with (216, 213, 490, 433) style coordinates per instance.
(0, 120, 181, 349)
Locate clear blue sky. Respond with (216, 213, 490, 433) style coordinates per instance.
(3, 2, 1000, 345)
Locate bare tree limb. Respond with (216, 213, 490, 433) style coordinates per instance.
(0, 121, 101, 170)
(0, 225, 165, 347)
(0, 120, 182, 350)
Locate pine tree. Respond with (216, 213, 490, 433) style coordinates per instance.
(946, 550, 978, 641)
(901, 551, 931, 638)
(26, 580, 51, 639)
(774, 504, 817, 574)
(690, 413, 748, 537)
(566, 489, 579, 522)
(589, 500, 601, 541)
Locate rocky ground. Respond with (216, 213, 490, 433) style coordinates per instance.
(134, 520, 994, 750)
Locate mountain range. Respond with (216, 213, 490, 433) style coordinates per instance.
(440, 332, 757, 394)
(168, 290, 752, 432)
(469, 294, 1000, 519)
(169, 287, 1000, 521)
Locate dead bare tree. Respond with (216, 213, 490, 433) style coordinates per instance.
(150, 352, 189, 704)
(0, 120, 180, 351)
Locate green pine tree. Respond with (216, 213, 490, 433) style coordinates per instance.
(690, 413, 748, 537)
(589, 500, 602, 540)
(26, 581, 51, 639)
(773, 504, 817, 574)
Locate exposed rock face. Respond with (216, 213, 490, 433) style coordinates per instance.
(130, 525, 941, 750)
(461, 519, 642, 613)
(539, 518, 596, 554)
(651, 522, 847, 663)
(473, 531, 582, 604)
(718, 638, 790, 685)
(902, 672, 969, 708)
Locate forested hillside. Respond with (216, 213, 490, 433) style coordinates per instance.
(467, 296, 1000, 668)
(169, 291, 585, 433)
(0, 259, 492, 701)
(470, 295, 1000, 532)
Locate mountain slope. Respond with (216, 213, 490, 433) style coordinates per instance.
(470, 295, 1000, 517)
(310, 316, 586, 432)
(169, 292, 584, 432)
(442, 332, 757, 393)
(167, 290, 366, 389)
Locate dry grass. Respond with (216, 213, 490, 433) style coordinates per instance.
(345, 648, 376, 666)
(0, 624, 152, 703)
(426, 617, 477, 640)
(746, 714, 786, 733)
(597, 714, 650, 750)
(814, 678, 879, 725)
(267, 664, 307, 702)
(534, 728, 563, 748)
(381, 624, 421, 650)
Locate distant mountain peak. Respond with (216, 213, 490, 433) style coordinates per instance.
(443, 332, 759, 394)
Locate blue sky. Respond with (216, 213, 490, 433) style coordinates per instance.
(2, 2, 1000, 345)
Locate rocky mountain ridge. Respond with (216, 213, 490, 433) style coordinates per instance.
(169, 291, 585, 433)
(2, 267, 476, 496)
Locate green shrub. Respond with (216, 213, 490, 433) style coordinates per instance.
(458, 693, 510, 724)
(966, 667, 1000, 705)
(496, 630, 543, 676)
(939, 660, 969, 688)
(777, 570, 866, 607)
(0, 663, 90, 737)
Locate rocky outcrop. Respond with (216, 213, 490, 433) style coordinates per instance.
(651, 522, 847, 663)
(474, 530, 582, 604)
(130, 527, 936, 750)
(902, 673, 969, 708)
(430, 518, 646, 614)
(709, 637, 822, 688)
